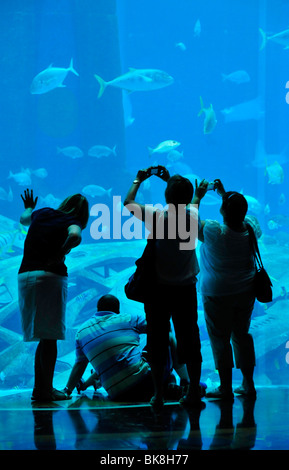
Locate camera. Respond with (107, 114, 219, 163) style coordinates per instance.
(207, 182, 215, 191)
(147, 166, 160, 177)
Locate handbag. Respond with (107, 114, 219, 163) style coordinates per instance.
(124, 212, 156, 303)
(246, 223, 273, 303)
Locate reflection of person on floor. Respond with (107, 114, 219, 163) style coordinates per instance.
(18, 189, 89, 402)
(64, 294, 184, 401)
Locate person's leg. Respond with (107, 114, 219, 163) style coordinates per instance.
(172, 285, 203, 405)
(231, 292, 256, 396)
(32, 339, 57, 398)
(34, 341, 43, 393)
(40, 339, 57, 393)
(203, 295, 234, 399)
(144, 291, 171, 406)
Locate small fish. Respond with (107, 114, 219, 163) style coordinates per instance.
(39, 193, 62, 208)
(32, 168, 48, 178)
(198, 96, 217, 134)
(57, 146, 84, 159)
(88, 145, 117, 158)
(94, 68, 174, 98)
(221, 97, 264, 123)
(167, 149, 184, 162)
(268, 220, 279, 230)
(82, 185, 112, 198)
(30, 58, 79, 94)
(175, 42, 187, 51)
(148, 140, 181, 156)
(279, 193, 286, 205)
(0, 186, 13, 202)
(244, 195, 263, 214)
(259, 27, 289, 50)
(8, 170, 31, 186)
(265, 161, 284, 184)
(194, 19, 201, 37)
(221, 70, 250, 84)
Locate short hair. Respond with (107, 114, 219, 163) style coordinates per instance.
(97, 294, 120, 314)
(58, 194, 89, 229)
(221, 191, 248, 226)
(165, 175, 194, 206)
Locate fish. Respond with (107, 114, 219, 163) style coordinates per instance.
(221, 70, 250, 84)
(221, 97, 264, 123)
(88, 145, 117, 158)
(94, 68, 174, 98)
(259, 27, 289, 50)
(198, 96, 217, 134)
(268, 214, 289, 228)
(8, 170, 31, 186)
(31, 168, 48, 179)
(82, 185, 112, 198)
(148, 140, 181, 156)
(244, 194, 263, 214)
(194, 18, 201, 37)
(39, 193, 62, 208)
(0, 186, 13, 202)
(122, 92, 135, 127)
(57, 146, 84, 159)
(30, 58, 79, 94)
(167, 149, 184, 163)
(268, 220, 279, 230)
(251, 140, 289, 168)
(279, 193, 286, 205)
(175, 42, 186, 51)
(265, 161, 284, 184)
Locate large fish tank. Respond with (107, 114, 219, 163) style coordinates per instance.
(0, 0, 288, 391)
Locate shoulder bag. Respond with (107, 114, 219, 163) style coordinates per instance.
(246, 223, 273, 303)
(124, 212, 156, 303)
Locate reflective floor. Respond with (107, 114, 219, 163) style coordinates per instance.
(0, 386, 288, 451)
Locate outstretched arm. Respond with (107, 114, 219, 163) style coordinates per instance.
(20, 188, 38, 226)
(124, 166, 170, 220)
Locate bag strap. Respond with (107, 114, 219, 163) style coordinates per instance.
(246, 223, 264, 270)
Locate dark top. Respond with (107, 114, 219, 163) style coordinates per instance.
(18, 208, 82, 277)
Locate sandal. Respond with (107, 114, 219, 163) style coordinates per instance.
(31, 388, 72, 402)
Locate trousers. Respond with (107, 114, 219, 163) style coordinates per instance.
(202, 291, 256, 370)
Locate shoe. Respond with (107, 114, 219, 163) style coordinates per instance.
(179, 394, 205, 409)
(150, 396, 164, 410)
(31, 388, 72, 402)
(234, 385, 257, 398)
(206, 386, 234, 401)
(179, 384, 207, 408)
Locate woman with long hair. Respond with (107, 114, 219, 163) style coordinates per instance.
(18, 189, 89, 402)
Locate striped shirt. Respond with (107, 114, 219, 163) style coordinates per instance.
(75, 311, 150, 399)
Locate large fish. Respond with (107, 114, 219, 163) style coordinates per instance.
(259, 27, 289, 50)
(94, 68, 174, 98)
(30, 58, 79, 94)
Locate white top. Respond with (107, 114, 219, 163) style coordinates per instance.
(199, 219, 256, 296)
(145, 204, 201, 285)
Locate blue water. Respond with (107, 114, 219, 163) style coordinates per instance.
(0, 0, 288, 389)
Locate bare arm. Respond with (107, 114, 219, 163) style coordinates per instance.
(124, 166, 170, 219)
(20, 189, 38, 226)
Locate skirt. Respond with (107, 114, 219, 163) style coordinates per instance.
(18, 270, 68, 342)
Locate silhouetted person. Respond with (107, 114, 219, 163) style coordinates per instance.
(198, 179, 259, 400)
(124, 166, 208, 408)
(18, 189, 89, 402)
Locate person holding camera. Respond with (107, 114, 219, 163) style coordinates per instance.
(124, 166, 208, 408)
(198, 179, 259, 400)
